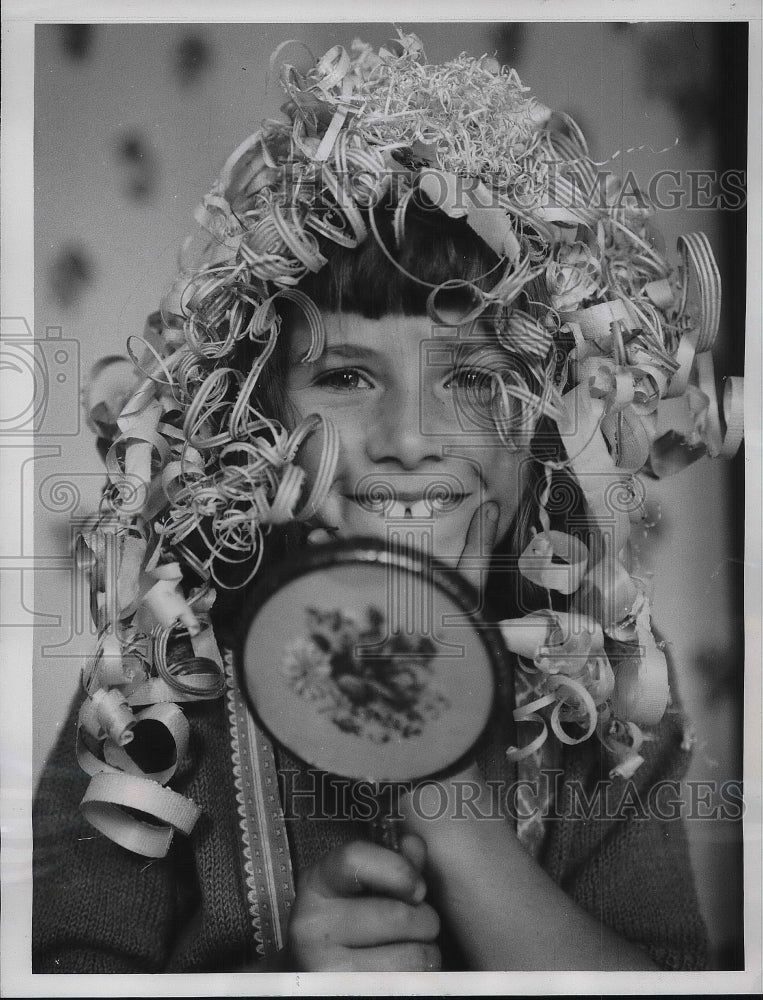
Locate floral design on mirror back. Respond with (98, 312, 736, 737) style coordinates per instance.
(280, 605, 450, 742)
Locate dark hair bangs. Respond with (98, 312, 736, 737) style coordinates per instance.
(295, 203, 503, 317)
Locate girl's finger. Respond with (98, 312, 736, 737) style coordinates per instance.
(457, 501, 499, 593)
(398, 832, 427, 876)
(322, 896, 440, 948)
(335, 941, 442, 972)
(309, 840, 425, 903)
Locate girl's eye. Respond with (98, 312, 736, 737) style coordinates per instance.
(445, 368, 495, 406)
(313, 368, 373, 391)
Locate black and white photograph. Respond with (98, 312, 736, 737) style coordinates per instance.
(1, 1, 760, 995)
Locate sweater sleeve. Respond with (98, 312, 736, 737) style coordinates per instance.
(33, 690, 263, 974)
(32, 695, 198, 973)
(541, 706, 710, 971)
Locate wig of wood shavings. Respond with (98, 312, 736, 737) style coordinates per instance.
(73, 31, 743, 854)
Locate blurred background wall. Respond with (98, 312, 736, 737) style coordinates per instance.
(29, 20, 745, 968)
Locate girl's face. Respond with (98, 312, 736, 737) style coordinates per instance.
(284, 311, 531, 565)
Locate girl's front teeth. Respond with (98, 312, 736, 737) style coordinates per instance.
(387, 499, 431, 520)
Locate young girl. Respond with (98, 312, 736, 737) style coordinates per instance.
(32, 31, 740, 974)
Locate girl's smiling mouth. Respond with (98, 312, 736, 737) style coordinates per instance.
(346, 493, 473, 520)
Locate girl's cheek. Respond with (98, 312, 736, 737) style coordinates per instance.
(296, 419, 362, 491)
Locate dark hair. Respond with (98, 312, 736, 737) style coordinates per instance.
(296, 197, 503, 316)
(213, 203, 589, 630)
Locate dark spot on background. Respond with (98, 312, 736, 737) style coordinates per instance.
(115, 129, 159, 200)
(635, 23, 722, 144)
(47, 244, 95, 308)
(174, 33, 213, 87)
(493, 22, 526, 67)
(59, 24, 94, 61)
(694, 638, 742, 713)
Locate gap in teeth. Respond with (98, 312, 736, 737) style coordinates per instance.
(385, 499, 431, 520)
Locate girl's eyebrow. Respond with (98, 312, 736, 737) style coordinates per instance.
(294, 335, 502, 365)
(302, 343, 382, 363)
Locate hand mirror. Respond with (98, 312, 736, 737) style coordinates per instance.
(236, 538, 512, 835)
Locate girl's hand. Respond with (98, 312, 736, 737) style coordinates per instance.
(457, 500, 500, 596)
(285, 834, 441, 972)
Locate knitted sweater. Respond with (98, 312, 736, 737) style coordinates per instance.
(32, 690, 708, 973)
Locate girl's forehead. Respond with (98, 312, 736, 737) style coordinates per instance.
(325, 312, 436, 343)
(287, 310, 496, 359)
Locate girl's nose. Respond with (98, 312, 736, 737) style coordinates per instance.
(365, 385, 442, 470)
